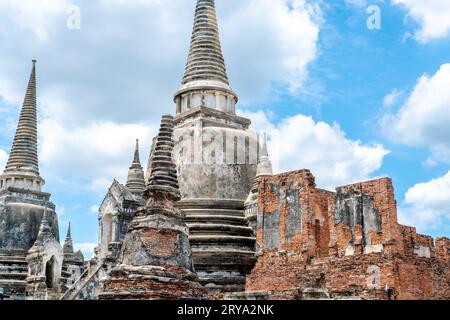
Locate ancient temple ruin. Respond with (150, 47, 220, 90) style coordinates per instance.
(1, 0, 448, 301)
(234, 171, 450, 300)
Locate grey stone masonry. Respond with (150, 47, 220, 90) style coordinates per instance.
(25, 208, 63, 300)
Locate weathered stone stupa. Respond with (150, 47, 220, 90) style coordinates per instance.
(25, 208, 63, 299)
(169, 0, 258, 292)
(100, 115, 204, 300)
(0, 60, 60, 299)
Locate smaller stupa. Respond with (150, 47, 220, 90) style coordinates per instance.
(99, 115, 204, 300)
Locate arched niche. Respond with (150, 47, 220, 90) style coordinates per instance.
(45, 255, 57, 289)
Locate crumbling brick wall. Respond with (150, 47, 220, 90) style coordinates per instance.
(247, 172, 450, 300)
(399, 225, 434, 258)
(332, 178, 403, 257)
(256, 170, 333, 260)
(435, 237, 450, 262)
(313, 189, 334, 258)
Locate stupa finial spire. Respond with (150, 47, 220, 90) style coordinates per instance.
(126, 139, 146, 196)
(174, 0, 238, 115)
(182, 0, 229, 85)
(133, 139, 140, 164)
(63, 222, 74, 255)
(4, 59, 40, 175)
(257, 132, 273, 177)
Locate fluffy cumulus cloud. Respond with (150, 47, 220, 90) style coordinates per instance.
(381, 63, 450, 165)
(392, 0, 450, 42)
(241, 110, 389, 189)
(0, 0, 70, 41)
(398, 171, 450, 232)
(39, 119, 157, 194)
(221, 0, 321, 96)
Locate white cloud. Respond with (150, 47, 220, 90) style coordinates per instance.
(74, 242, 97, 259)
(0, 0, 69, 41)
(381, 63, 450, 165)
(398, 171, 450, 231)
(39, 119, 156, 194)
(222, 0, 321, 97)
(0, 77, 22, 105)
(0, 149, 8, 170)
(243, 111, 389, 189)
(392, 0, 450, 43)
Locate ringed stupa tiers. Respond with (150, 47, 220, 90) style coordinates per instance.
(168, 0, 260, 292)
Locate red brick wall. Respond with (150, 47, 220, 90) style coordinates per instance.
(435, 237, 450, 262)
(245, 251, 450, 300)
(399, 225, 434, 257)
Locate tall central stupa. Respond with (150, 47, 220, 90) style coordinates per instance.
(169, 0, 258, 292)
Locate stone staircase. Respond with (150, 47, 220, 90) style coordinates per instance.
(60, 261, 104, 300)
(177, 200, 257, 293)
(0, 255, 28, 300)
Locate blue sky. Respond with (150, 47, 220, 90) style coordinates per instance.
(0, 0, 449, 257)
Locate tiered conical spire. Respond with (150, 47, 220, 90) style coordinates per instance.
(147, 115, 181, 201)
(126, 139, 146, 196)
(256, 133, 273, 177)
(4, 60, 39, 175)
(182, 0, 229, 85)
(63, 222, 74, 255)
(144, 136, 157, 184)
